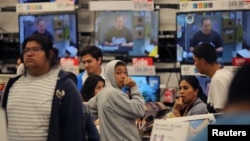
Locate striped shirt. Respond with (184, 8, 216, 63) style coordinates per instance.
(7, 68, 60, 141)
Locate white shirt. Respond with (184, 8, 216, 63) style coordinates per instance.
(207, 69, 234, 109)
(81, 66, 105, 85)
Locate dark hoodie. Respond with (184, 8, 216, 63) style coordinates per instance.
(87, 60, 145, 141)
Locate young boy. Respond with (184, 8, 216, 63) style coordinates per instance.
(87, 60, 145, 141)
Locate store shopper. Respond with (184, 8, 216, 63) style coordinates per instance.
(190, 64, 250, 141)
(81, 73, 105, 102)
(192, 43, 233, 113)
(80, 73, 105, 128)
(16, 55, 24, 75)
(87, 60, 145, 141)
(76, 45, 105, 90)
(172, 76, 208, 117)
(1, 34, 84, 141)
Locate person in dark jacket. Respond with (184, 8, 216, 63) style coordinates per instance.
(1, 34, 84, 141)
(82, 104, 100, 141)
(70, 72, 101, 141)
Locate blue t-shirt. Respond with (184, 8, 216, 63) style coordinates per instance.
(190, 30, 223, 57)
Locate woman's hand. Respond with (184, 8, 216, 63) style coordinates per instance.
(172, 97, 186, 117)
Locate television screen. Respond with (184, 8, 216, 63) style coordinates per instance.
(176, 10, 250, 64)
(18, 0, 77, 4)
(19, 12, 78, 58)
(94, 10, 159, 60)
(130, 75, 160, 102)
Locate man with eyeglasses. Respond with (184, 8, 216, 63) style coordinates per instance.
(76, 45, 105, 91)
(1, 34, 84, 141)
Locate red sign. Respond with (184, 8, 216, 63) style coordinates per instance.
(232, 57, 250, 66)
(164, 88, 176, 103)
(60, 57, 79, 74)
(132, 57, 154, 66)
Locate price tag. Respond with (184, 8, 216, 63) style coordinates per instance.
(133, 0, 154, 11)
(127, 66, 156, 76)
(228, 0, 245, 9)
(180, 0, 250, 12)
(181, 65, 205, 76)
(16, 1, 74, 13)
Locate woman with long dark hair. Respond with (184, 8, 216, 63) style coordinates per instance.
(80, 74, 105, 103)
(172, 76, 208, 117)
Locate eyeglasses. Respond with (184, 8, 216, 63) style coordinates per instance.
(23, 47, 43, 54)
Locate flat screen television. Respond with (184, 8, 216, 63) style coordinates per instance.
(18, 12, 78, 58)
(176, 10, 250, 65)
(94, 10, 159, 61)
(130, 75, 160, 102)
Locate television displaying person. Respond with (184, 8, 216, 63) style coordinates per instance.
(104, 15, 133, 47)
(32, 18, 54, 43)
(190, 17, 223, 59)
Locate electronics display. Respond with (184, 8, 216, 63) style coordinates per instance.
(130, 75, 160, 102)
(94, 10, 159, 60)
(19, 13, 78, 58)
(176, 10, 250, 64)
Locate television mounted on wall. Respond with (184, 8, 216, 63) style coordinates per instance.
(18, 12, 78, 58)
(176, 10, 250, 65)
(94, 10, 159, 61)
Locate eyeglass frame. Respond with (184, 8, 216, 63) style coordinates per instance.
(23, 47, 43, 54)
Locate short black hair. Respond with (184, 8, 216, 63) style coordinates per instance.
(22, 34, 59, 75)
(78, 45, 103, 64)
(80, 74, 105, 102)
(179, 76, 207, 103)
(227, 64, 250, 104)
(201, 17, 211, 25)
(193, 43, 217, 64)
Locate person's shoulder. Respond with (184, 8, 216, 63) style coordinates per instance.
(193, 30, 202, 36)
(217, 69, 233, 76)
(107, 26, 116, 31)
(211, 30, 220, 35)
(76, 71, 85, 78)
(58, 70, 77, 83)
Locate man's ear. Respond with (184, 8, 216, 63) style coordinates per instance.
(200, 58, 206, 64)
(49, 49, 54, 59)
(97, 57, 102, 65)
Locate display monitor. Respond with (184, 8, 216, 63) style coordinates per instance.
(130, 75, 160, 102)
(94, 10, 159, 61)
(176, 10, 250, 65)
(19, 12, 78, 58)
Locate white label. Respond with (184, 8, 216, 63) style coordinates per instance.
(133, 0, 154, 11)
(180, 0, 250, 12)
(16, 2, 74, 13)
(127, 66, 156, 76)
